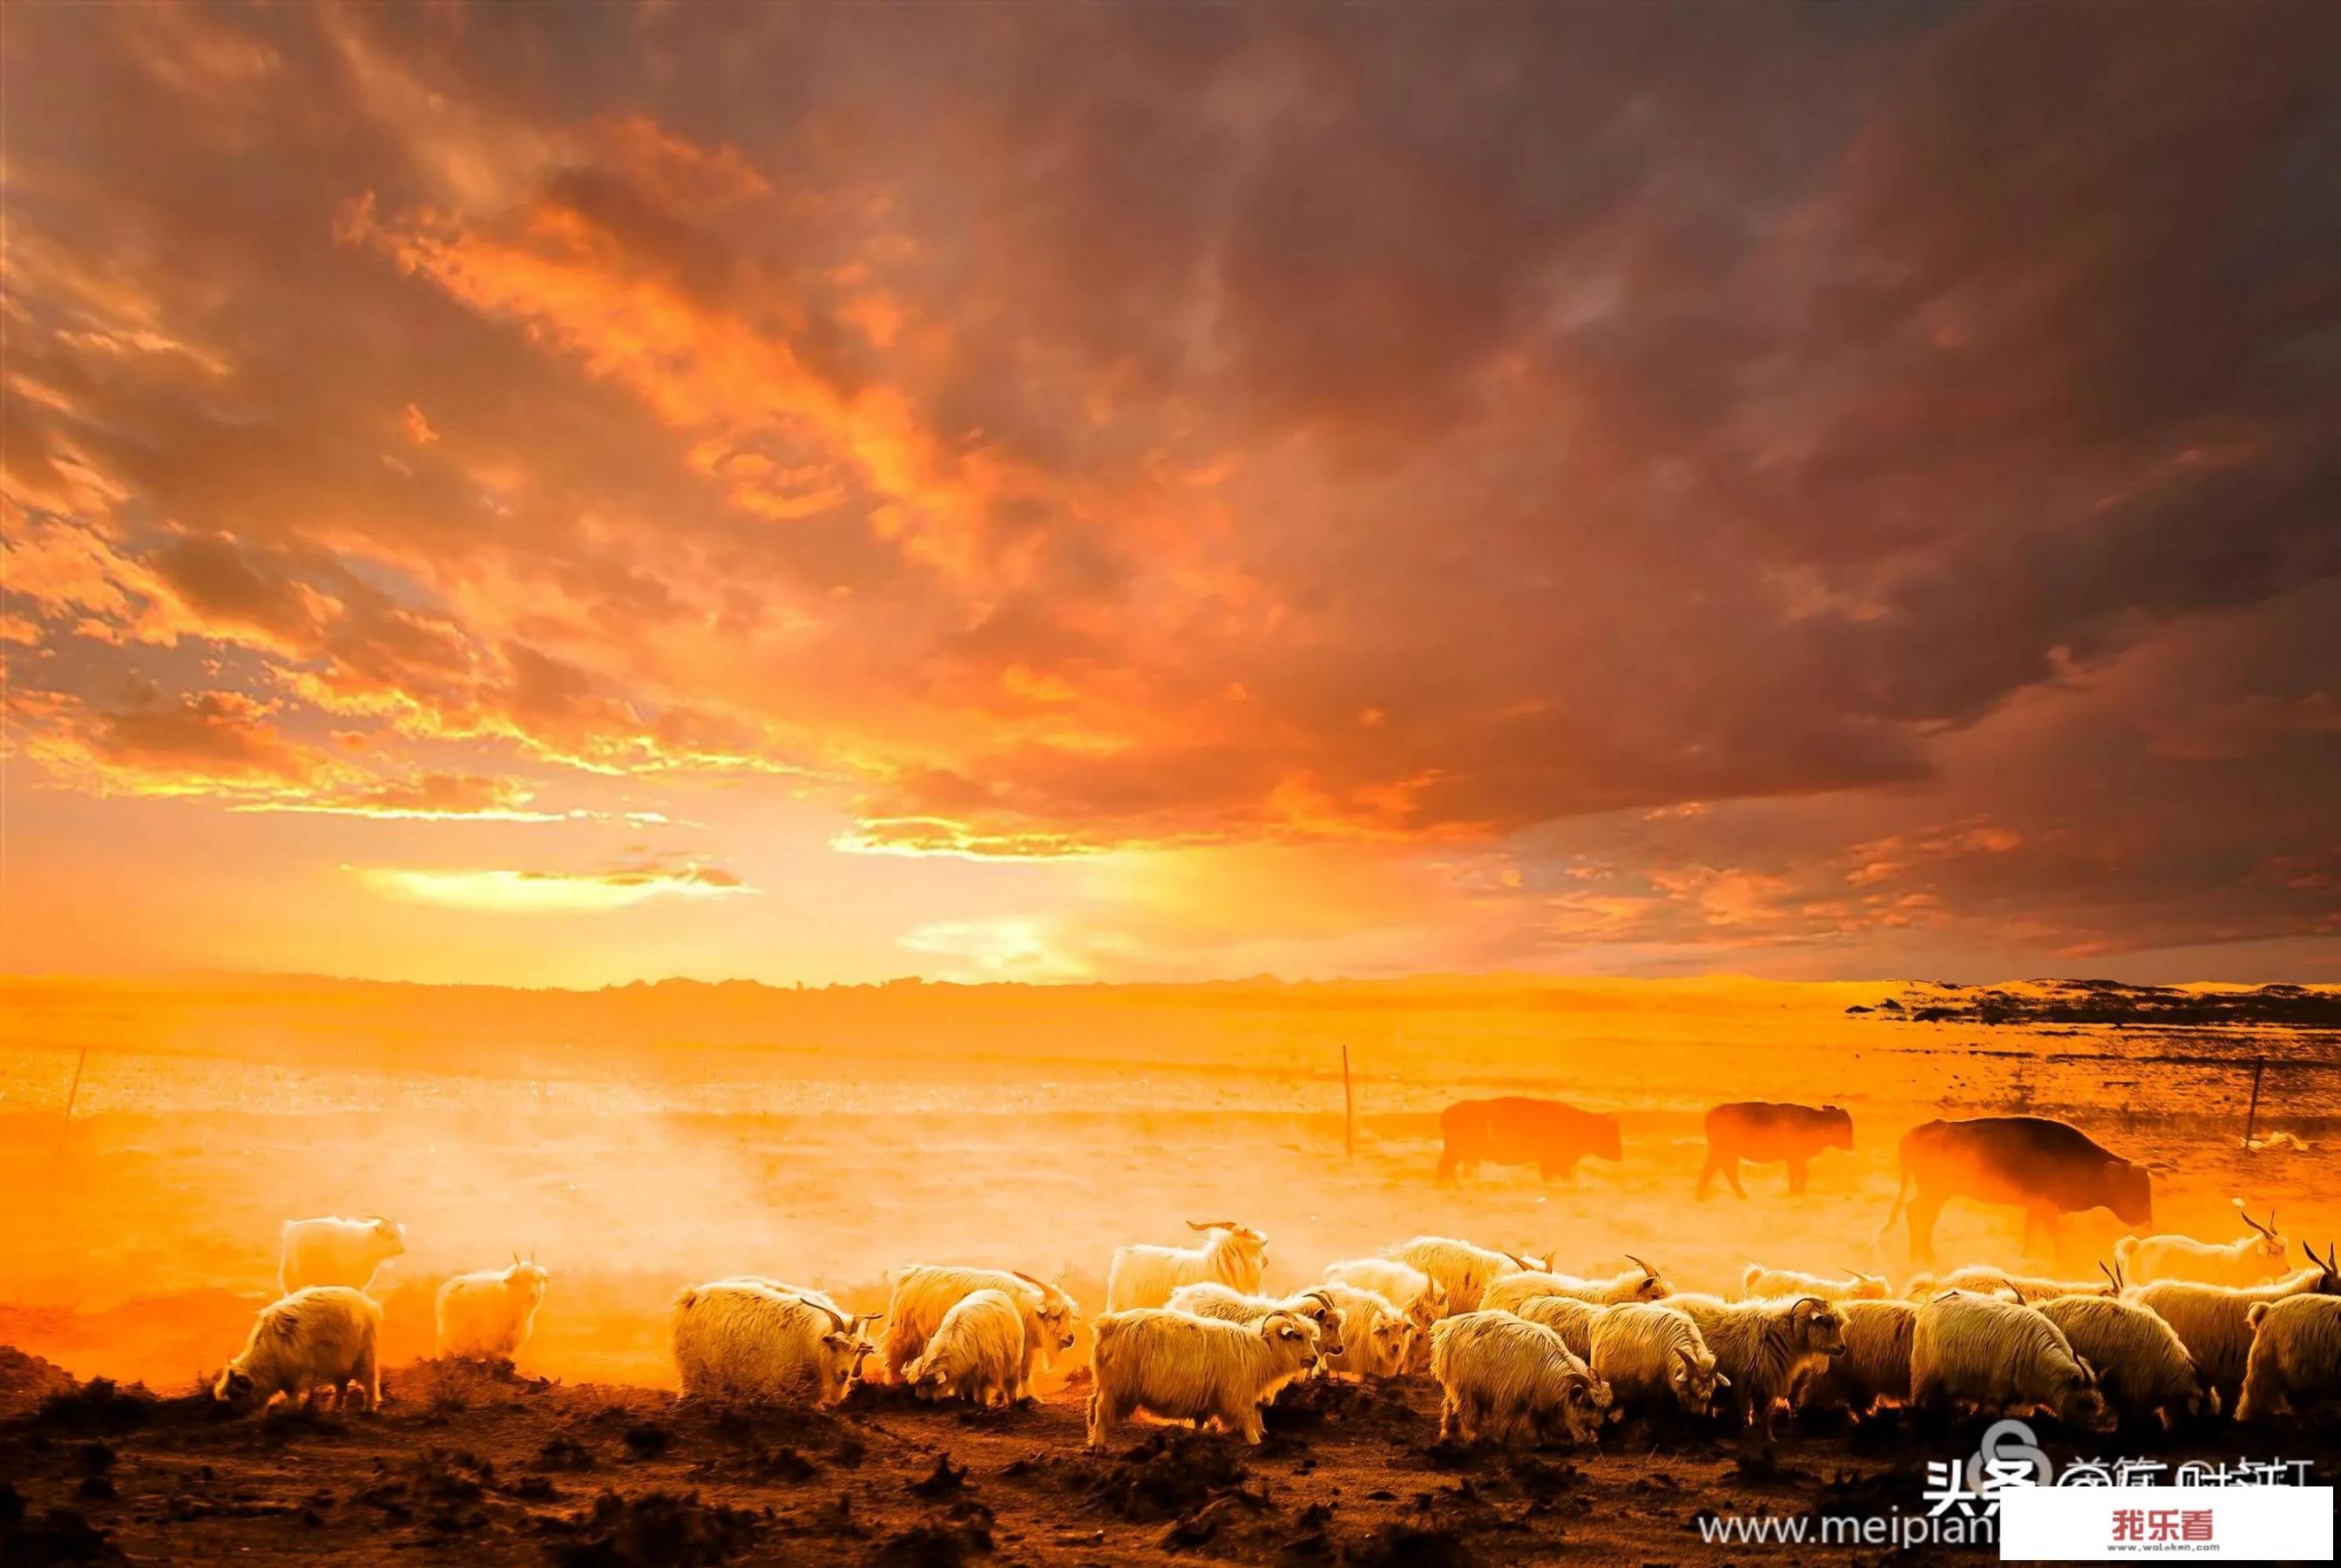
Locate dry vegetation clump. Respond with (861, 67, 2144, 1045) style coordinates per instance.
(546, 1489, 762, 1568)
(1085, 1429, 1255, 1521)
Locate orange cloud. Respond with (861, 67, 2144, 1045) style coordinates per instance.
(3, 4, 2337, 982)
(831, 817, 1111, 862)
(352, 861, 755, 912)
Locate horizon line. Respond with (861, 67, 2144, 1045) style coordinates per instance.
(1, 967, 2325, 998)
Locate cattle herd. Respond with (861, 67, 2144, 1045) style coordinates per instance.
(208, 1104, 2341, 1459)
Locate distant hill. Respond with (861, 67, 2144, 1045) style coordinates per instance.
(1854, 978, 2341, 1029)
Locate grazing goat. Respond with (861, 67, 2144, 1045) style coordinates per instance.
(214, 1286, 382, 1415)
(2115, 1203, 2291, 1287)
(882, 1265, 1079, 1399)
(2037, 1294, 2212, 1426)
(1741, 1264, 1890, 1302)
(1904, 1266, 2106, 1302)
(1086, 1308, 1319, 1449)
(2128, 1247, 2341, 1405)
(2237, 1292, 2341, 1422)
(1323, 1258, 1447, 1364)
(1668, 1294, 1848, 1436)
(1796, 1299, 1916, 1416)
(1516, 1295, 1608, 1362)
(1381, 1236, 1548, 1315)
(1430, 1311, 1612, 1448)
(1588, 1304, 1728, 1418)
(1314, 1282, 1412, 1378)
(1483, 1256, 1668, 1313)
(1167, 1283, 1345, 1365)
(279, 1216, 405, 1295)
(1107, 1221, 1269, 1312)
(1909, 1292, 2114, 1429)
(435, 1259, 550, 1362)
(903, 1288, 1025, 1407)
(672, 1280, 871, 1406)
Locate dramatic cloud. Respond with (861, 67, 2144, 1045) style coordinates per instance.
(3, 3, 2337, 982)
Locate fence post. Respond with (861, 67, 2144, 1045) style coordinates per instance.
(2242, 1058, 2266, 1151)
(55, 1044, 91, 1158)
(1342, 1043, 1355, 1160)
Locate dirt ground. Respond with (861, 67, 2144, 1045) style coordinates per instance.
(8, 1350, 2338, 1568)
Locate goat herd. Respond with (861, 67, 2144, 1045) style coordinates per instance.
(215, 1201, 2341, 1458)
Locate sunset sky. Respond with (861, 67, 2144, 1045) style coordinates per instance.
(4, 3, 2338, 987)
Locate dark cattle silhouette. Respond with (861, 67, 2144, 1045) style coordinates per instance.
(1882, 1116, 2154, 1262)
(1698, 1101, 1854, 1200)
(1438, 1096, 1620, 1181)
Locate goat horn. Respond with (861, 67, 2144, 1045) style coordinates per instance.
(1626, 1254, 1655, 1278)
(1008, 1268, 1047, 1290)
(1186, 1220, 1238, 1233)
(1501, 1250, 1531, 1272)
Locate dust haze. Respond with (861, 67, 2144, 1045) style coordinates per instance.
(6, 974, 2334, 1391)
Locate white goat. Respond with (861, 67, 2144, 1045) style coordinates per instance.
(279, 1216, 405, 1295)
(1323, 1258, 1447, 1367)
(1797, 1299, 1916, 1416)
(1086, 1308, 1319, 1449)
(1904, 1266, 2107, 1302)
(1515, 1295, 1608, 1362)
(1483, 1256, 1668, 1314)
(213, 1286, 382, 1414)
(2237, 1291, 2341, 1421)
(903, 1288, 1025, 1408)
(2115, 1203, 2291, 1287)
(435, 1259, 550, 1362)
(2129, 1251, 2341, 1404)
(1430, 1310, 1612, 1448)
(1166, 1282, 1345, 1366)
(881, 1265, 1079, 1399)
(671, 1279, 870, 1406)
(1588, 1303, 1728, 1418)
(1106, 1221, 1270, 1312)
(2037, 1294, 2212, 1425)
(1381, 1236, 1547, 1315)
(1313, 1282, 1412, 1379)
(1668, 1294, 1848, 1436)
(1909, 1292, 2114, 1429)
(1741, 1264, 1890, 1301)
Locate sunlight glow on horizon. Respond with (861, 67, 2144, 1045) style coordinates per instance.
(2, 5, 2335, 986)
